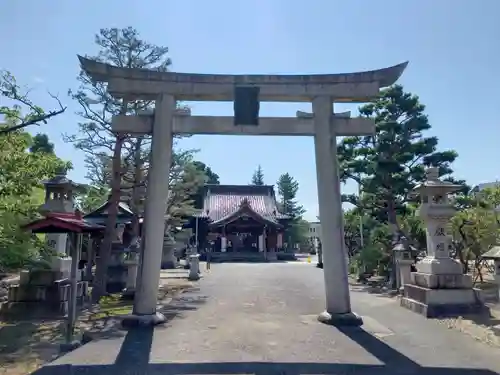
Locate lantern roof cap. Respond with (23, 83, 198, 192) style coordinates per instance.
(41, 168, 85, 191)
(411, 167, 463, 196)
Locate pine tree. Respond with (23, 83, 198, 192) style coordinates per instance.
(338, 85, 459, 237)
(251, 165, 265, 186)
(276, 173, 307, 246)
(337, 85, 460, 287)
(64, 27, 201, 301)
(30, 133, 55, 154)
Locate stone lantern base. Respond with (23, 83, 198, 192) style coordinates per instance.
(400, 258, 486, 318)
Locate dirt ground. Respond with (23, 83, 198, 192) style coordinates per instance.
(0, 279, 193, 375)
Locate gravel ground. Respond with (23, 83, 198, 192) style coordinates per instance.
(437, 313, 500, 348)
(35, 262, 500, 374)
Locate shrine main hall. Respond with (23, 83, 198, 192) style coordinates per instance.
(188, 184, 291, 261)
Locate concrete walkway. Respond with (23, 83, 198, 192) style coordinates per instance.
(34, 263, 500, 374)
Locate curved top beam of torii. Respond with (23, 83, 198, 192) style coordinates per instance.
(77, 55, 408, 102)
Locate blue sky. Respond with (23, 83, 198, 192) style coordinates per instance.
(1, 0, 499, 221)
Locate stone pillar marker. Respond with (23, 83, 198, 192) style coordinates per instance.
(313, 96, 362, 326)
(126, 94, 175, 325)
(400, 167, 485, 317)
(188, 254, 201, 281)
(393, 242, 414, 292)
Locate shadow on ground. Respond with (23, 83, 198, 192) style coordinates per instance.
(0, 283, 199, 374)
(157, 287, 208, 323)
(80, 285, 206, 343)
(0, 320, 63, 364)
(31, 321, 498, 374)
(349, 278, 398, 298)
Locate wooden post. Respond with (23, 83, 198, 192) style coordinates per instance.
(66, 232, 82, 344)
(85, 235, 94, 281)
(263, 225, 267, 260)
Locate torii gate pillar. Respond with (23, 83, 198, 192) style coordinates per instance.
(131, 94, 175, 321)
(313, 96, 361, 326)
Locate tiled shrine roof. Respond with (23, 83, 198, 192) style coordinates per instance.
(197, 185, 289, 226)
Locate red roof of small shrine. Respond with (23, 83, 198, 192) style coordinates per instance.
(23, 212, 104, 234)
(197, 185, 289, 226)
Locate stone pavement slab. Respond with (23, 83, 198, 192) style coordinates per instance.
(33, 263, 500, 374)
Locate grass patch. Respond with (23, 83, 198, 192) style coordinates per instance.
(87, 294, 133, 321)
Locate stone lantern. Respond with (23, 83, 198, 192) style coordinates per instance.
(39, 168, 82, 256)
(392, 240, 416, 293)
(400, 167, 485, 317)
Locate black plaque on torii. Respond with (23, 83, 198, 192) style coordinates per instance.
(233, 86, 260, 126)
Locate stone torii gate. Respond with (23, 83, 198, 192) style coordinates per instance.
(79, 56, 407, 327)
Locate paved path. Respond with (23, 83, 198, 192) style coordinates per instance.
(35, 263, 500, 374)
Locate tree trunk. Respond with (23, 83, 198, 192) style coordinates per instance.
(387, 199, 399, 289)
(91, 134, 126, 303)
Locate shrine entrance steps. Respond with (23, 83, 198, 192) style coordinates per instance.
(207, 252, 267, 263)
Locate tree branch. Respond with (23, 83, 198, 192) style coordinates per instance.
(0, 92, 66, 134)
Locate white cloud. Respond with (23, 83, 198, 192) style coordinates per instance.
(33, 76, 45, 83)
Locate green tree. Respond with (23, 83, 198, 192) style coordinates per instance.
(0, 71, 66, 134)
(451, 186, 500, 280)
(77, 185, 110, 213)
(397, 205, 426, 250)
(343, 209, 380, 257)
(30, 133, 55, 154)
(338, 85, 458, 240)
(0, 121, 71, 271)
(167, 152, 207, 228)
(276, 173, 306, 246)
(276, 173, 304, 217)
(191, 161, 220, 209)
(193, 161, 220, 184)
(251, 165, 265, 186)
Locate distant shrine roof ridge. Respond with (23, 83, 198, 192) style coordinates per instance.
(78, 55, 408, 87)
(205, 184, 276, 196)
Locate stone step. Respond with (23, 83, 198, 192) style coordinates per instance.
(209, 252, 267, 263)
